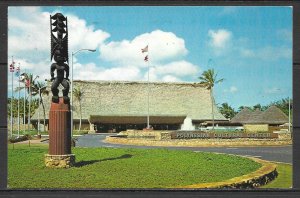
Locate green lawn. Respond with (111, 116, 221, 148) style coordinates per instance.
(8, 144, 262, 189)
(10, 130, 88, 137)
(260, 163, 292, 189)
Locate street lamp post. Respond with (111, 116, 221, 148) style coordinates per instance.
(71, 49, 96, 138)
(38, 87, 40, 136)
(37, 86, 47, 136)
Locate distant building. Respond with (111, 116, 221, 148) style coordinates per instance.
(230, 106, 289, 132)
(31, 80, 226, 132)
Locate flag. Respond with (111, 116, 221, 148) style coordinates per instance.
(144, 55, 148, 62)
(25, 79, 30, 88)
(15, 65, 20, 77)
(9, 62, 15, 72)
(141, 45, 148, 53)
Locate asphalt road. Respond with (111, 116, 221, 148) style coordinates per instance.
(75, 134, 292, 164)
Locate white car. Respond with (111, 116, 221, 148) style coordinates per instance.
(201, 126, 244, 131)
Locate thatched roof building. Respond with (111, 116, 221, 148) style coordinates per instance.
(230, 108, 252, 124)
(31, 80, 226, 132)
(251, 106, 288, 124)
(230, 106, 288, 125)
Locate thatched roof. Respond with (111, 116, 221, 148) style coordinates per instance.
(31, 80, 226, 122)
(248, 109, 263, 123)
(230, 108, 252, 124)
(230, 106, 288, 125)
(251, 106, 288, 124)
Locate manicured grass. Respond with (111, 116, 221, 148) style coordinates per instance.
(8, 144, 262, 189)
(10, 130, 48, 137)
(260, 163, 292, 189)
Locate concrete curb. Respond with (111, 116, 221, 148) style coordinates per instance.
(105, 137, 291, 147)
(174, 157, 278, 189)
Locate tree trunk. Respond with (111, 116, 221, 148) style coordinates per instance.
(79, 100, 82, 131)
(210, 88, 215, 132)
(40, 94, 46, 132)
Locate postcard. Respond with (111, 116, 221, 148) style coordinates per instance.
(7, 6, 292, 189)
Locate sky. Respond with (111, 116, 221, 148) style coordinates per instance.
(7, 6, 292, 109)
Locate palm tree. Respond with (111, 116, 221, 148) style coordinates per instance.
(218, 103, 236, 119)
(73, 87, 84, 131)
(199, 69, 224, 131)
(15, 73, 44, 131)
(32, 81, 49, 131)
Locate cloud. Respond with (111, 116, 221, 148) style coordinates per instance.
(219, 7, 238, 16)
(99, 30, 188, 66)
(224, 86, 238, 93)
(206, 28, 291, 61)
(276, 29, 292, 42)
(72, 59, 199, 82)
(143, 60, 200, 82)
(257, 46, 292, 60)
(153, 60, 199, 77)
(161, 75, 181, 82)
(7, 6, 201, 94)
(8, 7, 110, 59)
(239, 48, 255, 57)
(265, 87, 283, 94)
(67, 14, 110, 51)
(208, 29, 232, 49)
(239, 46, 292, 61)
(74, 62, 142, 81)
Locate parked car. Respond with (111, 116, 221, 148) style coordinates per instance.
(201, 126, 244, 132)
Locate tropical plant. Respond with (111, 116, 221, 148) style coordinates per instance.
(270, 97, 292, 116)
(199, 69, 224, 131)
(14, 73, 44, 130)
(218, 103, 237, 119)
(253, 103, 269, 111)
(7, 97, 38, 120)
(32, 81, 49, 131)
(73, 87, 84, 131)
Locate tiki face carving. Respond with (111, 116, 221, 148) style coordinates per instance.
(50, 13, 70, 103)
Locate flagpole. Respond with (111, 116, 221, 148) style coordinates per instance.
(288, 97, 291, 133)
(17, 63, 20, 137)
(10, 56, 14, 137)
(147, 44, 150, 129)
(24, 71, 26, 133)
(28, 76, 31, 132)
(23, 76, 26, 131)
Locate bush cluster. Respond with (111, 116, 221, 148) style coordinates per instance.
(72, 130, 89, 135)
(8, 134, 32, 143)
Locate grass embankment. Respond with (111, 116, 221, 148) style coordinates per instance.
(8, 144, 261, 189)
(260, 163, 292, 189)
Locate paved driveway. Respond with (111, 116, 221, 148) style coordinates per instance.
(75, 134, 292, 164)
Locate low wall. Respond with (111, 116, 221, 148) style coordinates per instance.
(177, 157, 278, 189)
(277, 132, 292, 140)
(244, 124, 269, 132)
(105, 136, 291, 147)
(119, 130, 164, 140)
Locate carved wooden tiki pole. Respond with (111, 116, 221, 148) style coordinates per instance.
(45, 13, 75, 168)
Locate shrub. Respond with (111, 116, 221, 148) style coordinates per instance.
(72, 130, 89, 135)
(8, 134, 32, 143)
(71, 137, 78, 147)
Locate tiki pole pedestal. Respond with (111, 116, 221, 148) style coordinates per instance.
(45, 97, 75, 168)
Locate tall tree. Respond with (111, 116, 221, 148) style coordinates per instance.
(199, 69, 224, 131)
(32, 81, 49, 131)
(270, 97, 292, 116)
(73, 87, 84, 131)
(218, 103, 237, 119)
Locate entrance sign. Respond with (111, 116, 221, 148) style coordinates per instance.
(171, 131, 278, 139)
